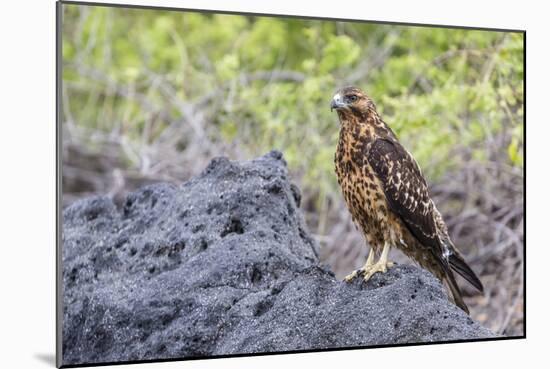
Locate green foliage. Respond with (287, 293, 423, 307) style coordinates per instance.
(62, 5, 524, 204)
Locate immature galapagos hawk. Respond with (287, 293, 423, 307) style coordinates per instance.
(331, 86, 483, 313)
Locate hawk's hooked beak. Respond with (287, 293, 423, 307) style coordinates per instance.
(330, 93, 345, 112)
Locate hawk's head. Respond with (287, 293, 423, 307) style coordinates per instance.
(330, 86, 375, 119)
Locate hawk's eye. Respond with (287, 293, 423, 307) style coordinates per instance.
(348, 95, 358, 102)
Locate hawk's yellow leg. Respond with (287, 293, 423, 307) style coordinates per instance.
(362, 241, 394, 282)
(343, 247, 375, 282)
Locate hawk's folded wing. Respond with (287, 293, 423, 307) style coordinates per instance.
(367, 138, 442, 255)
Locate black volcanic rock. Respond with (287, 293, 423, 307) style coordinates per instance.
(61, 151, 494, 365)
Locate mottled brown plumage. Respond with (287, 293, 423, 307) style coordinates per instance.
(331, 86, 483, 313)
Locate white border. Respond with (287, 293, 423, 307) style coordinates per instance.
(1, 1, 546, 368)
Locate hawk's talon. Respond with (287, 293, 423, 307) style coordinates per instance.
(362, 261, 394, 283)
(343, 248, 375, 283)
(343, 269, 360, 282)
(361, 242, 393, 283)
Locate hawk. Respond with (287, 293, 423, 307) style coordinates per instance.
(331, 86, 483, 313)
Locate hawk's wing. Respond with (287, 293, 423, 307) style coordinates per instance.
(367, 138, 441, 254)
(368, 138, 484, 294)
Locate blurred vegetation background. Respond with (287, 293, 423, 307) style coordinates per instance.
(61, 5, 524, 336)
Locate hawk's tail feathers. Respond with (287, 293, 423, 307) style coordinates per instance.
(444, 270, 470, 314)
(448, 253, 484, 293)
